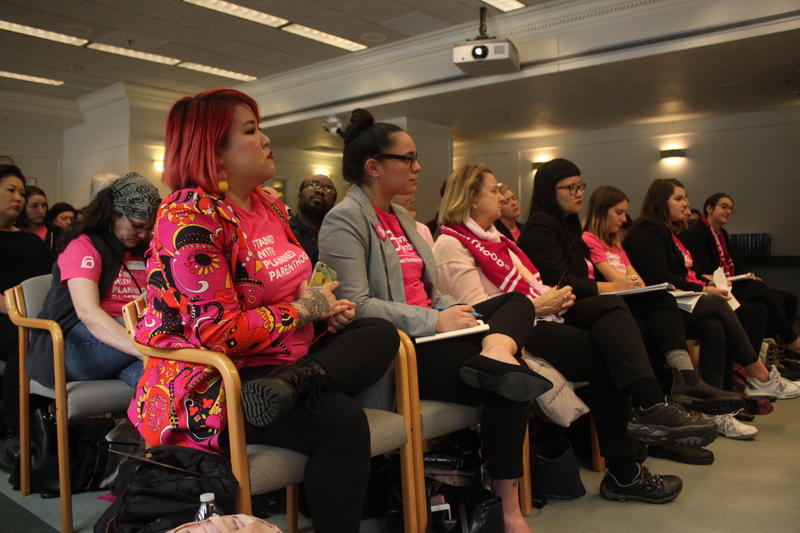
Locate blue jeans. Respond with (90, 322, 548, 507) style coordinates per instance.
(64, 317, 143, 387)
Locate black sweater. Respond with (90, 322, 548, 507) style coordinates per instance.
(623, 217, 705, 292)
(679, 221, 733, 278)
(517, 210, 599, 299)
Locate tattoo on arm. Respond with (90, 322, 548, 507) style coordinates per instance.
(294, 287, 329, 327)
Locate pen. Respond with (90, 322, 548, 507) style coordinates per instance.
(435, 306, 482, 318)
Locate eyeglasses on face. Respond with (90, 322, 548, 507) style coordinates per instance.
(555, 182, 587, 197)
(126, 216, 154, 233)
(716, 202, 736, 214)
(373, 152, 420, 168)
(303, 181, 336, 195)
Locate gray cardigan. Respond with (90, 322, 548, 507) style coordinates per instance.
(318, 185, 456, 338)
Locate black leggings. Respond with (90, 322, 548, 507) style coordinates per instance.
(733, 279, 799, 344)
(415, 292, 534, 480)
(243, 318, 399, 533)
(526, 295, 655, 460)
(682, 295, 758, 388)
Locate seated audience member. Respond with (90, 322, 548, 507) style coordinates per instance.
(424, 179, 448, 237)
(623, 179, 799, 432)
(495, 182, 522, 241)
(517, 160, 741, 428)
(393, 193, 434, 249)
(681, 193, 800, 356)
(433, 163, 717, 497)
(289, 175, 337, 263)
(130, 90, 397, 533)
(16, 185, 56, 248)
(319, 109, 552, 533)
(0, 161, 54, 461)
(687, 208, 702, 227)
(28, 173, 161, 389)
(46, 202, 77, 230)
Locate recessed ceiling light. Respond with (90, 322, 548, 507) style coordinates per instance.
(0, 19, 88, 46)
(183, 0, 288, 27)
(0, 70, 64, 86)
(177, 62, 257, 82)
(282, 24, 366, 52)
(480, 0, 526, 12)
(87, 43, 181, 65)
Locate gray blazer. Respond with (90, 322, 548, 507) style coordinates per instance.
(319, 185, 456, 338)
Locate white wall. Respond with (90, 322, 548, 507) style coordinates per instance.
(454, 106, 800, 255)
(272, 148, 344, 212)
(0, 117, 64, 200)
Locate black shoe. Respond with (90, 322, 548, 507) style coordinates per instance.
(600, 464, 682, 504)
(668, 369, 744, 415)
(0, 431, 19, 473)
(241, 359, 330, 427)
(734, 411, 755, 422)
(459, 356, 553, 402)
(627, 402, 718, 447)
(647, 442, 714, 465)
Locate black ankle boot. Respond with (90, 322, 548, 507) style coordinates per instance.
(241, 359, 330, 427)
(667, 369, 743, 415)
(458, 355, 553, 402)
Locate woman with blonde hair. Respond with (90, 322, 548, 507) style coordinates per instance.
(495, 182, 522, 241)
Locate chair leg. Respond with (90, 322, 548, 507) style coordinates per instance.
(590, 415, 605, 472)
(519, 426, 532, 516)
(399, 441, 418, 533)
(286, 484, 299, 533)
(55, 402, 73, 533)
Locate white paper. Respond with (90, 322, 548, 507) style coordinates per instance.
(727, 272, 755, 282)
(669, 291, 704, 313)
(712, 267, 740, 311)
(605, 282, 674, 297)
(415, 321, 490, 344)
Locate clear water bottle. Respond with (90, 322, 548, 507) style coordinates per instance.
(195, 492, 222, 521)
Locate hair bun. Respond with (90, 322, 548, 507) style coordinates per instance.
(341, 108, 374, 142)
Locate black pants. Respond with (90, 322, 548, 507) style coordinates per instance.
(244, 318, 399, 533)
(416, 292, 534, 480)
(682, 295, 758, 388)
(734, 279, 799, 344)
(526, 295, 655, 460)
(623, 291, 689, 356)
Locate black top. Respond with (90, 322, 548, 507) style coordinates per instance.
(289, 216, 319, 265)
(0, 230, 54, 357)
(517, 210, 599, 299)
(623, 217, 705, 292)
(494, 219, 520, 242)
(679, 221, 732, 277)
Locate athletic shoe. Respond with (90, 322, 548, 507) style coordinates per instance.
(647, 442, 714, 465)
(668, 369, 743, 415)
(600, 464, 682, 504)
(703, 413, 758, 440)
(459, 355, 553, 402)
(745, 365, 800, 400)
(242, 358, 330, 427)
(627, 402, 718, 447)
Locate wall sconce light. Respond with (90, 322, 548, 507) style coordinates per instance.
(153, 159, 164, 173)
(660, 148, 687, 159)
(531, 161, 546, 171)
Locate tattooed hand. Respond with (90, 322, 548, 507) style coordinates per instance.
(292, 280, 350, 327)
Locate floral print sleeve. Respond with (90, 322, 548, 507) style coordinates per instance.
(134, 188, 300, 358)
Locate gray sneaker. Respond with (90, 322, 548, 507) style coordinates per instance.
(627, 402, 718, 447)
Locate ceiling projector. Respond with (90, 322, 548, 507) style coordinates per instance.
(453, 38, 520, 76)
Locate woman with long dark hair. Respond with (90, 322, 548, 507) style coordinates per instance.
(129, 90, 398, 533)
(624, 179, 800, 437)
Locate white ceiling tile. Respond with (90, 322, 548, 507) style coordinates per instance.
(380, 12, 450, 37)
(337, 0, 410, 24)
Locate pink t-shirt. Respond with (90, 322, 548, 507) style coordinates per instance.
(232, 195, 314, 357)
(374, 208, 432, 308)
(59, 235, 147, 317)
(33, 226, 48, 240)
(582, 231, 631, 277)
(510, 227, 521, 241)
(671, 234, 704, 286)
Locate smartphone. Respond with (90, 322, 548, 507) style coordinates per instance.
(309, 261, 337, 288)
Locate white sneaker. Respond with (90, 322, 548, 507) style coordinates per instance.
(704, 413, 758, 440)
(745, 365, 800, 400)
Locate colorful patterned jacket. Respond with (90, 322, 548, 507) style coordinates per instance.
(128, 187, 308, 452)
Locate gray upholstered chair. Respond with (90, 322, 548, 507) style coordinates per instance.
(5, 273, 133, 533)
(121, 297, 418, 533)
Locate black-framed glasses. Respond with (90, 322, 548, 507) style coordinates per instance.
(373, 152, 420, 168)
(126, 216, 154, 233)
(555, 182, 587, 197)
(716, 202, 736, 214)
(303, 181, 337, 195)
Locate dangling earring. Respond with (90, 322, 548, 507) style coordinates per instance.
(217, 171, 229, 193)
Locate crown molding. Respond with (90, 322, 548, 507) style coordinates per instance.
(0, 88, 81, 125)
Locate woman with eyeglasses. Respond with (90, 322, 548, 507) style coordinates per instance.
(28, 174, 160, 389)
(518, 160, 743, 457)
(624, 179, 800, 437)
(680, 193, 800, 356)
(319, 109, 553, 533)
(495, 183, 522, 241)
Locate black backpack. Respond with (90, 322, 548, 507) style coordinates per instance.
(94, 445, 238, 533)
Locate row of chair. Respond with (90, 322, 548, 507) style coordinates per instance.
(8, 275, 561, 533)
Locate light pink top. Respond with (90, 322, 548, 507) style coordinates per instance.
(374, 208, 432, 308)
(582, 231, 631, 277)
